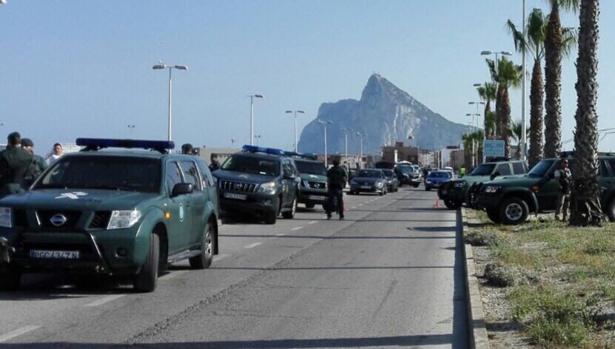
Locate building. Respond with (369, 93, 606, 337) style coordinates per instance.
(382, 142, 419, 163)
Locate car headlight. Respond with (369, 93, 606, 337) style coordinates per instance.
(454, 181, 466, 188)
(257, 181, 277, 195)
(107, 209, 141, 230)
(376, 182, 383, 187)
(483, 185, 502, 194)
(0, 207, 12, 228)
(426, 180, 432, 184)
(301, 179, 309, 188)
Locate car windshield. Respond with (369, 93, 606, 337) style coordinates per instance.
(358, 170, 382, 178)
(470, 164, 496, 176)
(396, 165, 413, 174)
(222, 155, 280, 176)
(383, 170, 395, 178)
(295, 160, 326, 176)
(34, 156, 162, 193)
(428, 171, 451, 178)
(528, 159, 556, 177)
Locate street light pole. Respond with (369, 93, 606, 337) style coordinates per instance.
(356, 131, 364, 168)
(153, 63, 188, 142)
(317, 120, 331, 167)
(285, 110, 305, 152)
(521, 0, 527, 161)
(341, 128, 350, 161)
(249, 94, 264, 145)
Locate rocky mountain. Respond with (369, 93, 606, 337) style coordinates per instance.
(298, 74, 474, 155)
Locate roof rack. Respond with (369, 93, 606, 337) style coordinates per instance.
(76, 138, 175, 154)
(241, 145, 286, 156)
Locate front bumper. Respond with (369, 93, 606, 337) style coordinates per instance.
(297, 189, 327, 204)
(219, 192, 279, 216)
(350, 184, 383, 192)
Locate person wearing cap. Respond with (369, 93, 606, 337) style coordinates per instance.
(181, 143, 194, 155)
(0, 132, 33, 197)
(554, 158, 572, 221)
(21, 138, 47, 187)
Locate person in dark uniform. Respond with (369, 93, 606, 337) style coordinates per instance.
(0, 132, 33, 197)
(21, 138, 48, 187)
(209, 154, 220, 172)
(326, 157, 347, 220)
(181, 143, 194, 155)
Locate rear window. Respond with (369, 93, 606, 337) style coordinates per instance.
(495, 164, 512, 176)
(428, 171, 451, 178)
(512, 162, 526, 175)
(295, 160, 326, 176)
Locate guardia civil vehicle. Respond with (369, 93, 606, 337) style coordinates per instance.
(290, 154, 328, 209)
(0, 139, 220, 292)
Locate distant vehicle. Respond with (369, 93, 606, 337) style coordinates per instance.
(374, 161, 395, 169)
(382, 169, 399, 192)
(291, 155, 328, 209)
(0, 138, 220, 292)
(213, 145, 299, 224)
(395, 163, 422, 187)
(425, 171, 452, 191)
(349, 169, 388, 195)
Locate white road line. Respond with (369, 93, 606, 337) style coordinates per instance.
(0, 325, 41, 343)
(307, 220, 318, 225)
(244, 242, 262, 249)
(85, 294, 125, 307)
(159, 270, 188, 281)
(291, 226, 303, 231)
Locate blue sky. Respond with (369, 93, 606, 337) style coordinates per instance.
(1, 0, 614, 154)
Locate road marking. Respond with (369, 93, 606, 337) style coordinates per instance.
(307, 220, 318, 225)
(159, 270, 188, 281)
(291, 226, 303, 231)
(0, 325, 41, 343)
(244, 242, 262, 249)
(85, 294, 125, 307)
(351, 206, 357, 209)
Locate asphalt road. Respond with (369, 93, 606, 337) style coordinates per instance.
(0, 187, 468, 349)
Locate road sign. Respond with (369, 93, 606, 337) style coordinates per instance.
(484, 140, 505, 157)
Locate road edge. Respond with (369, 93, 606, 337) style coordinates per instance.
(458, 208, 490, 349)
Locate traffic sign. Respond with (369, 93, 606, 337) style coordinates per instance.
(484, 140, 505, 157)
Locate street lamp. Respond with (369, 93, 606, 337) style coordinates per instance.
(248, 94, 264, 145)
(317, 120, 332, 167)
(356, 131, 364, 168)
(285, 110, 305, 152)
(341, 128, 351, 161)
(152, 63, 188, 142)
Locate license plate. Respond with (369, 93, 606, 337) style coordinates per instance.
(29, 250, 80, 259)
(307, 195, 323, 201)
(361, 185, 372, 189)
(224, 192, 247, 200)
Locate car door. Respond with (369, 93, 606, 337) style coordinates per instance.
(280, 159, 293, 207)
(180, 160, 206, 247)
(537, 160, 562, 211)
(165, 160, 191, 253)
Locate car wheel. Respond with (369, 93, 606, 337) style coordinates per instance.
(444, 199, 461, 210)
(133, 233, 160, 293)
(305, 202, 315, 209)
(413, 183, 420, 188)
(0, 267, 21, 291)
(282, 198, 297, 219)
(607, 197, 615, 222)
(189, 223, 214, 269)
(265, 210, 277, 224)
(499, 197, 529, 225)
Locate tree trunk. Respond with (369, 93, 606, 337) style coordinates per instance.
(501, 87, 511, 159)
(570, 0, 602, 226)
(529, 58, 544, 168)
(544, 2, 563, 158)
(484, 101, 491, 139)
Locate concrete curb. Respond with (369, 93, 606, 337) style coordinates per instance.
(459, 208, 490, 349)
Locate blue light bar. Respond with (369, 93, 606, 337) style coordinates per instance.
(241, 145, 285, 156)
(284, 151, 318, 160)
(76, 138, 175, 153)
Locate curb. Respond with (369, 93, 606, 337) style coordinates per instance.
(458, 208, 490, 349)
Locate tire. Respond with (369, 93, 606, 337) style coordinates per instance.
(499, 197, 529, 225)
(607, 197, 615, 222)
(425, 186, 431, 191)
(305, 202, 315, 209)
(282, 198, 297, 219)
(378, 190, 384, 196)
(444, 199, 461, 210)
(265, 210, 277, 224)
(0, 267, 21, 291)
(133, 233, 160, 293)
(189, 223, 214, 269)
(486, 207, 501, 223)
(413, 183, 420, 188)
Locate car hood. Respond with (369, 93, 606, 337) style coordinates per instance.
(0, 189, 161, 211)
(352, 177, 381, 183)
(427, 177, 450, 183)
(213, 170, 276, 184)
(300, 173, 326, 182)
(482, 175, 540, 188)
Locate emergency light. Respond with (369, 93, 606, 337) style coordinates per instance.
(241, 145, 285, 156)
(76, 138, 175, 153)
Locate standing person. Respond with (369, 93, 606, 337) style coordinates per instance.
(326, 157, 347, 220)
(21, 138, 47, 187)
(45, 143, 64, 166)
(0, 132, 33, 197)
(555, 159, 572, 221)
(209, 154, 220, 172)
(181, 143, 194, 155)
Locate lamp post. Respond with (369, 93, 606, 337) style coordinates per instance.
(356, 131, 364, 169)
(317, 120, 332, 167)
(520, 0, 527, 161)
(469, 100, 486, 163)
(341, 128, 351, 161)
(248, 94, 264, 145)
(285, 110, 304, 152)
(152, 63, 188, 142)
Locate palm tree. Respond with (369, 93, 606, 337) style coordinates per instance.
(487, 57, 523, 158)
(544, 0, 579, 158)
(570, 0, 601, 226)
(477, 82, 497, 138)
(511, 120, 531, 159)
(507, 9, 548, 168)
(462, 130, 484, 169)
(484, 111, 497, 140)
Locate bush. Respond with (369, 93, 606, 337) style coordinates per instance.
(484, 263, 517, 287)
(464, 231, 497, 246)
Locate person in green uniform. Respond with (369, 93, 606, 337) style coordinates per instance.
(326, 157, 347, 220)
(21, 138, 48, 187)
(0, 132, 34, 197)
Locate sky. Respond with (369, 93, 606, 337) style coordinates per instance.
(1, 0, 615, 155)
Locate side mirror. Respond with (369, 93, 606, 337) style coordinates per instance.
(172, 183, 193, 197)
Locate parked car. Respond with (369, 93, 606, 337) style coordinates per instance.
(382, 169, 399, 192)
(213, 145, 299, 224)
(425, 170, 452, 191)
(291, 155, 328, 209)
(349, 169, 388, 195)
(0, 138, 220, 292)
(395, 163, 421, 187)
(475, 154, 615, 225)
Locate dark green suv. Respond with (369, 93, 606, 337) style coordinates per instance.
(0, 139, 220, 292)
(476, 155, 615, 225)
(438, 160, 528, 209)
(213, 145, 299, 224)
(292, 156, 328, 209)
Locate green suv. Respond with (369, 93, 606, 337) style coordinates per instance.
(0, 139, 220, 292)
(438, 160, 528, 210)
(291, 155, 328, 209)
(476, 155, 615, 225)
(213, 145, 299, 224)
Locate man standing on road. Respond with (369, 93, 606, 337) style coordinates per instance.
(0, 132, 33, 197)
(555, 159, 572, 221)
(326, 157, 347, 220)
(209, 154, 220, 172)
(21, 138, 47, 187)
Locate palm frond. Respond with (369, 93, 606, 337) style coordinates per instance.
(561, 26, 578, 57)
(506, 19, 528, 54)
